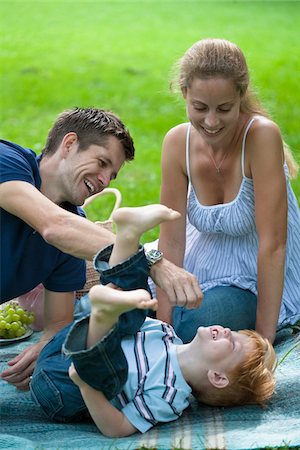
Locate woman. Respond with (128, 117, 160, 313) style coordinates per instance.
(157, 38, 300, 344)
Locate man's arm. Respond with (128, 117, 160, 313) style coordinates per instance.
(0, 289, 74, 389)
(0, 180, 115, 260)
(69, 363, 137, 437)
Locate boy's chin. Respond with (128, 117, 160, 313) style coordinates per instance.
(195, 326, 206, 339)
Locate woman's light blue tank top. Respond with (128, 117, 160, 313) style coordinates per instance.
(185, 118, 300, 327)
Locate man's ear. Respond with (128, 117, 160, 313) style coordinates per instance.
(61, 132, 78, 157)
(207, 370, 229, 389)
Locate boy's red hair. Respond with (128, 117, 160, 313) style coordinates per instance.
(194, 330, 276, 407)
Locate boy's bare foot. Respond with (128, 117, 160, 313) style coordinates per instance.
(89, 285, 157, 325)
(112, 204, 180, 241)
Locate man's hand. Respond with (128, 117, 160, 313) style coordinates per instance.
(1, 290, 74, 391)
(150, 257, 203, 309)
(0, 339, 49, 390)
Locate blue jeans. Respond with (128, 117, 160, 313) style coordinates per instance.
(30, 245, 150, 422)
(173, 286, 257, 343)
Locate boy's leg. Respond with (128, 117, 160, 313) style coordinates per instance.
(30, 286, 154, 420)
(63, 205, 180, 398)
(109, 205, 180, 266)
(94, 205, 180, 335)
(63, 285, 157, 398)
(87, 285, 157, 347)
(30, 324, 88, 421)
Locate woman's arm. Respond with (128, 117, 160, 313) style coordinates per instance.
(69, 364, 137, 437)
(249, 119, 287, 343)
(157, 126, 194, 323)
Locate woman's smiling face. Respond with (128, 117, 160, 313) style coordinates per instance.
(183, 77, 241, 143)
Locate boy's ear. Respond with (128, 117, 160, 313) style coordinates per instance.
(207, 370, 229, 389)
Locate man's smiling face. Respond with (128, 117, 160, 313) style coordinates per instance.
(61, 135, 125, 206)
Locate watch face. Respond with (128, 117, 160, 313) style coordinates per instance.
(146, 249, 163, 265)
(148, 250, 161, 259)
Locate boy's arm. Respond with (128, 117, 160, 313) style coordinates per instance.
(69, 364, 137, 437)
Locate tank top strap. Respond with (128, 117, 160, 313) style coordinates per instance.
(185, 123, 192, 182)
(241, 117, 257, 178)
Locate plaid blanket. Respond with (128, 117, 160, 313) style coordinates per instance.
(0, 327, 299, 450)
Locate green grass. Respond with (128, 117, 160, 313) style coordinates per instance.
(0, 0, 299, 242)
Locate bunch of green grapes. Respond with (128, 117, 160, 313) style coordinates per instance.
(0, 301, 35, 339)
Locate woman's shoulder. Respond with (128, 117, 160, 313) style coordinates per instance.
(245, 116, 284, 171)
(163, 122, 190, 145)
(247, 116, 281, 140)
(161, 123, 190, 166)
(245, 116, 283, 156)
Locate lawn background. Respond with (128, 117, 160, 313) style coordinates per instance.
(0, 0, 299, 243)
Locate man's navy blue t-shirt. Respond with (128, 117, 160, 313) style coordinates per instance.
(0, 140, 86, 302)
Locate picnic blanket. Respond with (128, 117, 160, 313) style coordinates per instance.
(0, 326, 299, 450)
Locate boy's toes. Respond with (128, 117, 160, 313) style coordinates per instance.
(140, 298, 158, 311)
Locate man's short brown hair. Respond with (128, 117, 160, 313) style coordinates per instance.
(42, 107, 135, 161)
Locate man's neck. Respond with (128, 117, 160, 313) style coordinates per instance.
(39, 155, 63, 204)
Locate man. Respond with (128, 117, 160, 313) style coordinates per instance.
(0, 107, 202, 389)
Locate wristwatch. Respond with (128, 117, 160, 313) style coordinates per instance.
(145, 249, 163, 267)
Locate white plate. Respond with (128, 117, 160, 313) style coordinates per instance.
(0, 327, 33, 345)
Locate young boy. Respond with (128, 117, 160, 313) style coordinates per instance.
(30, 205, 276, 438)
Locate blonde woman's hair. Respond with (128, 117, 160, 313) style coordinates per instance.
(193, 330, 277, 407)
(172, 38, 298, 178)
